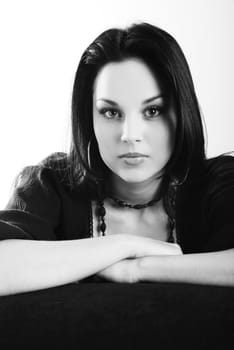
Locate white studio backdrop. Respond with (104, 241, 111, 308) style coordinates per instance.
(0, 0, 233, 209)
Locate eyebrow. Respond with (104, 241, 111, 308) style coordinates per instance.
(96, 94, 166, 106)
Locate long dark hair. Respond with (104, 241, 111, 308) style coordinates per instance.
(12, 21, 206, 199)
(69, 21, 206, 191)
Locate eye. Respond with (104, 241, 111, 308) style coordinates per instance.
(99, 108, 121, 120)
(144, 105, 162, 119)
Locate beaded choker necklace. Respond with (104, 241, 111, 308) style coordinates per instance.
(92, 196, 176, 243)
(107, 195, 161, 209)
(88, 178, 177, 243)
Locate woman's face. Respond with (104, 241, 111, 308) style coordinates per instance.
(92, 58, 177, 184)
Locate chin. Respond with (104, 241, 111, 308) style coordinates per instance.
(117, 170, 158, 184)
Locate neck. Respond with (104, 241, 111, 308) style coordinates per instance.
(106, 174, 163, 205)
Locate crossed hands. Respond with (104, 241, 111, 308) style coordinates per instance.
(97, 258, 139, 283)
(96, 238, 183, 283)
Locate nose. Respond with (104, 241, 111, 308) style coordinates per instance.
(120, 116, 143, 143)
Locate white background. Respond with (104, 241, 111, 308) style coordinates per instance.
(0, 0, 233, 209)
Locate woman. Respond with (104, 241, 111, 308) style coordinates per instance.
(0, 22, 234, 296)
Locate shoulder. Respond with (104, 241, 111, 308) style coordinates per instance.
(175, 154, 234, 252)
(183, 153, 234, 191)
(177, 153, 234, 209)
(7, 152, 92, 209)
(203, 153, 234, 198)
(205, 153, 234, 177)
(11, 152, 69, 194)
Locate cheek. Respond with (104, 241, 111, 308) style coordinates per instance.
(150, 121, 175, 155)
(93, 122, 115, 156)
(93, 120, 104, 145)
(93, 117, 100, 140)
(162, 114, 176, 146)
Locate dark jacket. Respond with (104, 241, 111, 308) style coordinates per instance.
(1, 153, 234, 254)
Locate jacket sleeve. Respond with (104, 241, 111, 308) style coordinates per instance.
(0, 166, 61, 241)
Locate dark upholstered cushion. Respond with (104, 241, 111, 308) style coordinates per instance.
(0, 282, 233, 349)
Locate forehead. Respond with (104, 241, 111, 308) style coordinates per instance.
(93, 58, 164, 102)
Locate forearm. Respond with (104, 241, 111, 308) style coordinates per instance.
(136, 249, 234, 286)
(0, 235, 130, 296)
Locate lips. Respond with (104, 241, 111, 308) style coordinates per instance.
(119, 152, 148, 158)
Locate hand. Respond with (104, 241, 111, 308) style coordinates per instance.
(96, 242, 183, 283)
(122, 234, 183, 258)
(96, 258, 139, 283)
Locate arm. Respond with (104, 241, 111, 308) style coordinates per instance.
(132, 157, 233, 286)
(0, 163, 182, 295)
(136, 249, 234, 286)
(0, 235, 129, 296)
(0, 235, 181, 296)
